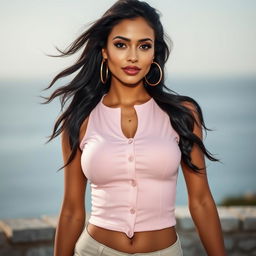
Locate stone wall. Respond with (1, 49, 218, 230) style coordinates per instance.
(0, 206, 255, 256)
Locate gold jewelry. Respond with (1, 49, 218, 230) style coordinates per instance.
(100, 59, 109, 84)
(144, 61, 162, 86)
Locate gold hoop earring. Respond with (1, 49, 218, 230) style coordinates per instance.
(100, 59, 109, 84)
(144, 61, 162, 86)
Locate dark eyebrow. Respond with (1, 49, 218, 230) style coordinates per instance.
(112, 36, 153, 42)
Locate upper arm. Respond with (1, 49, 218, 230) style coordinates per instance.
(60, 118, 89, 217)
(180, 101, 214, 206)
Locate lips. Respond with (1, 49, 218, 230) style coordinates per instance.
(122, 66, 141, 76)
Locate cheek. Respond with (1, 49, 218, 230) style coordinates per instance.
(107, 57, 121, 75)
(142, 55, 154, 72)
(107, 51, 124, 70)
(106, 44, 123, 62)
(141, 49, 154, 63)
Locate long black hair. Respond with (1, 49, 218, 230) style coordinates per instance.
(41, 0, 219, 173)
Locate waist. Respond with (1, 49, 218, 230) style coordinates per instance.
(87, 223, 178, 254)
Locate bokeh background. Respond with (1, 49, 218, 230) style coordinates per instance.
(0, 0, 255, 219)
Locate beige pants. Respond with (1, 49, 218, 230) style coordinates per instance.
(74, 222, 183, 256)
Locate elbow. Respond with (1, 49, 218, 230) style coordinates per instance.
(188, 194, 215, 211)
(60, 203, 86, 222)
(60, 211, 86, 222)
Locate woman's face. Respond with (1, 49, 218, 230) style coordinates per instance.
(102, 17, 155, 86)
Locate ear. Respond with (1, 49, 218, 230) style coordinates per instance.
(102, 48, 108, 60)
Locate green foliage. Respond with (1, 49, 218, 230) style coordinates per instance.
(219, 193, 256, 206)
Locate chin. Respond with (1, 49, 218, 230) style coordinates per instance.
(123, 80, 144, 86)
(117, 76, 145, 86)
(110, 72, 146, 86)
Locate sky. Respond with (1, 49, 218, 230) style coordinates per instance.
(0, 0, 255, 80)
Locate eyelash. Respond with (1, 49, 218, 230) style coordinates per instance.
(114, 42, 152, 50)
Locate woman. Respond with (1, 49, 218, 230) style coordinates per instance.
(42, 0, 227, 255)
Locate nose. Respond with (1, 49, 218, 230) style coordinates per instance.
(127, 47, 138, 63)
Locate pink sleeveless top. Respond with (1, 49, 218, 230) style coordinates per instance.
(80, 93, 181, 238)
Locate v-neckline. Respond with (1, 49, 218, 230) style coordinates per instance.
(100, 93, 153, 140)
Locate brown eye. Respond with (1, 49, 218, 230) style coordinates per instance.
(140, 44, 152, 50)
(114, 42, 126, 48)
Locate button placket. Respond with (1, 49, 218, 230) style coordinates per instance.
(126, 137, 137, 238)
(127, 229, 134, 238)
(127, 138, 134, 162)
(128, 138, 133, 144)
(128, 155, 134, 161)
(130, 208, 136, 214)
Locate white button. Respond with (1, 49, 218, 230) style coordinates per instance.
(130, 208, 135, 214)
(131, 180, 136, 186)
(128, 138, 133, 144)
(128, 155, 134, 161)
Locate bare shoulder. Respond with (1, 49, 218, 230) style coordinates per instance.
(181, 100, 199, 116)
(181, 100, 202, 137)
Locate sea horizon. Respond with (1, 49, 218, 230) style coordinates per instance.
(0, 75, 255, 219)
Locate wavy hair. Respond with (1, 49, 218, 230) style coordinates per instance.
(41, 0, 219, 173)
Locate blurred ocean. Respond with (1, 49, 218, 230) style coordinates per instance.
(0, 76, 255, 219)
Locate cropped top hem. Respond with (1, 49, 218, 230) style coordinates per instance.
(88, 216, 177, 238)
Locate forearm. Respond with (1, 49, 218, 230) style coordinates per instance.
(189, 199, 227, 256)
(54, 212, 86, 256)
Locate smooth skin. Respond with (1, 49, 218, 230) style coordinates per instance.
(54, 17, 227, 255)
